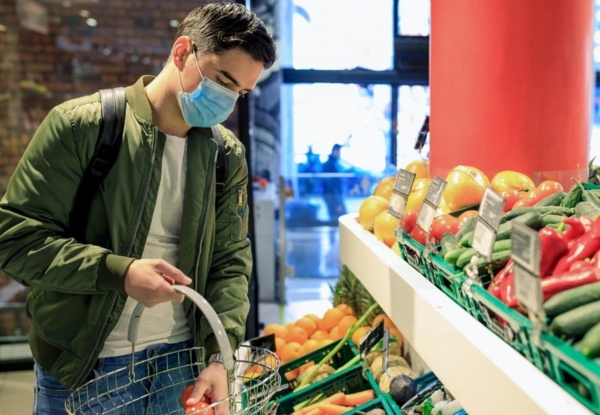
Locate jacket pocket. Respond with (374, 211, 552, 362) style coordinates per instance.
(230, 187, 249, 241)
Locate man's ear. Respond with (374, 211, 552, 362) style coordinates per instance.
(171, 36, 194, 70)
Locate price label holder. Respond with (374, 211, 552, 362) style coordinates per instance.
(413, 115, 430, 152)
(382, 328, 391, 376)
(360, 320, 384, 360)
(464, 188, 505, 290)
(388, 169, 416, 219)
(416, 176, 446, 246)
(511, 221, 546, 345)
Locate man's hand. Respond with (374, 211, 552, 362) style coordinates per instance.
(124, 259, 191, 307)
(185, 363, 228, 415)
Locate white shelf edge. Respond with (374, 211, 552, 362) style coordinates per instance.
(339, 213, 592, 415)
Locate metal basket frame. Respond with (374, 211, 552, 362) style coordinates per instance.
(65, 286, 280, 415)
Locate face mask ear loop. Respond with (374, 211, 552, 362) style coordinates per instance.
(192, 45, 205, 82)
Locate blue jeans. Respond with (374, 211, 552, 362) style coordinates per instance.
(33, 340, 198, 415)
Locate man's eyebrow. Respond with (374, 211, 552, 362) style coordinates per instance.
(217, 70, 240, 87)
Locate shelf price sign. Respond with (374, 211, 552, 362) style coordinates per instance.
(388, 169, 416, 219)
(511, 221, 543, 316)
(472, 188, 506, 260)
(416, 176, 446, 234)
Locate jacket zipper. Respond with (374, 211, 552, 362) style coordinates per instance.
(71, 127, 159, 388)
(192, 147, 218, 352)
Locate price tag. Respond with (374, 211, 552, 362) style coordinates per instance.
(471, 219, 496, 260)
(424, 176, 446, 206)
(360, 320, 384, 358)
(247, 333, 276, 353)
(511, 222, 543, 315)
(511, 221, 540, 275)
(416, 202, 436, 234)
(478, 188, 506, 230)
(388, 192, 407, 219)
(388, 170, 415, 219)
(393, 169, 416, 196)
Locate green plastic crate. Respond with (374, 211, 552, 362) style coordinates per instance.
(274, 363, 382, 414)
(397, 232, 432, 281)
(466, 284, 535, 361)
(274, 340, 360, 400)
(344, 396, 395, 415)
(541, 332, 600, 413)
(426, 253, 468, 308)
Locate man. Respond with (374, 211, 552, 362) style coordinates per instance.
(0, 3, 276, 414)
(322, 144, 348, 221)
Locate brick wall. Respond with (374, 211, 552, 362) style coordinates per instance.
(0, 0, 241, 337)
(0, 0, 240, 193)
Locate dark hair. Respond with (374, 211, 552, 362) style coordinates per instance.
(176, 2, 277, 69)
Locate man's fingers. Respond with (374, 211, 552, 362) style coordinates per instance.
(156, 260, 191, 285)
(187, 382, 208, 406)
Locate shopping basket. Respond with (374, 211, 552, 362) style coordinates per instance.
(65, 285, 281, 415)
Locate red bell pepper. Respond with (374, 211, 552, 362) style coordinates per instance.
(539, 227, 568, 278)
(488, 259, 513, 298)
(569, 259, 591, 272)
(552, 219, 600, 274)
(499, 263, 517, 307)
(561, 217, 586, 246)
(541, 265, 600, 301)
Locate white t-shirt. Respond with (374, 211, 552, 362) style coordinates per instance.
(99, 135, 192, 358)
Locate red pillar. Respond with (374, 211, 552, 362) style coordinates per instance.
(429, 0, 594, 188)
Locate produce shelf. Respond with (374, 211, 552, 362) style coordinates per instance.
(339, 213, 592, 415)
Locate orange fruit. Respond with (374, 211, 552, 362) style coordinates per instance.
(372, 314, 395, 330)
(301, 339, 321, 355)
(318, 338, 334, 348)
(310, 330, 330, 341)
(373, 176, 396, 200)
(274, 337, 286, 359)
(329, 326, 343, 341)
(491, 170, 535, 193)
(335, 304, 355, 316)
(373, 211, 399, 248)
(304, 314, 321, 324)
(443, 170, 485, 211)
(338, 315, 358, 336)
(405, 159, 430, 180)
(263, 324, 288, 340)
(294, 317, 317, 338)
(285, 322, 295, 331)
(318, 308, 345, 333)
(243, 364, 264, 380)
(351, 326, 371, 346)
(357, 195, 389, 232)
(284, 326, 309, 345)
(281, 342, 303, 363)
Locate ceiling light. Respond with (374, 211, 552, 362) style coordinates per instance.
(86, 18, 97, 27)
(79, 10, 90, 18)
(169, 20, 179, 28)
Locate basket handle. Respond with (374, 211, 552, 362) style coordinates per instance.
(127, 285, 235, 371)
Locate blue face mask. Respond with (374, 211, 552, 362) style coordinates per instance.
(178, 53, 239, 128)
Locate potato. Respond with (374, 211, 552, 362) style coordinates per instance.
(365, 342, 402, 366)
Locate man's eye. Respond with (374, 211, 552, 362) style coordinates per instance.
(217, 78, 230, 86)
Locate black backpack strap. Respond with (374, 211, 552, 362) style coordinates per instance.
(69, 87, 126, 242)
(211, 125, 227, 197)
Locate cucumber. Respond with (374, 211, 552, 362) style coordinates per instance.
(549, 300, 600, 339)
(543, 282, 600, 318)
(459, 230, 474, 247)
(440, 233, 460, 257)
(456, 240, 512, 269)
(455, 217, 477, 242)
(541, 214, 565, 228)
(561, 184, 583, 208)
(575, 201, 600, 219)
(535, 191, 565, 207)
(444, 247, 469, 267)
(472, 250, 512, 274)
(580, 322, 600, 358)
(504, 206, 572, 221)
(496, 211, 543, 240)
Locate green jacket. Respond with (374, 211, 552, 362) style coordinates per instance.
(0, 76, 252, 389)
